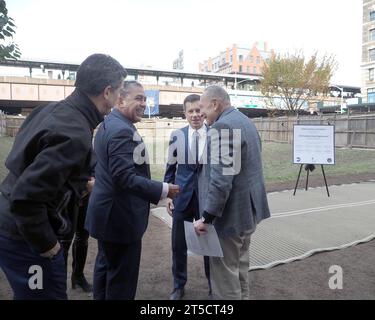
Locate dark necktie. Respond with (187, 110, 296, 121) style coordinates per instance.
(193, 130, 200, 164)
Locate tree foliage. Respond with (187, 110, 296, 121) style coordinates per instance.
(260, 52, 337, 113)
(0, 0, 21, 60)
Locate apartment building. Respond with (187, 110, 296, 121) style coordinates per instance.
(362, 0, 375, 102)
(198, 42, 274, 75)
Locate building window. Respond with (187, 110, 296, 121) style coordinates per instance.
(239, 65, 243, 72)
(256, 56, 260, 64)
(370, 48, 375, 61)
(230, 55, 233, 63)
(247, 66, 250, 73)
(370, 29, 375, 41)
(239, 55, 243, 62)
(253, 66, 257, 74)
(250, 55, 253, 63)
(371, 11, 375, 21)
(370, 68, 374, 81)
(368, 88, 375, 102)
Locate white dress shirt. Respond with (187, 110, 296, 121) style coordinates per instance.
(162, 124, 207, 199)
(188, 125, 207, 161)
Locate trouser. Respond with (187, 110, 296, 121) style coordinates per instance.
(172, 192, 211, 291)
(61, 196, 90, 277)
(0, 234, 67, 300)
(93, 239, 142, 300)
(209, 229, 252, 300)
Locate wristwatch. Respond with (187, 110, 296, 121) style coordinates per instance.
(201, 216, 210, 224)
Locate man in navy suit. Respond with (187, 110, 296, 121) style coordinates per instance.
(86, 81, 180, 300)
(164, 94, 211, 300)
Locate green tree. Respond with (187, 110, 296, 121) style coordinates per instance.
(0, 0, 21, 60)
(260, 52, 337, 114)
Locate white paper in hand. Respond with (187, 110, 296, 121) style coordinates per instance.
(184, 221, 224, 257)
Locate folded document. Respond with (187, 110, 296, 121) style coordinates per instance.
(184, 221, 224, 257)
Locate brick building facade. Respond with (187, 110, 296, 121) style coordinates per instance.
(199, 42, 274, 75)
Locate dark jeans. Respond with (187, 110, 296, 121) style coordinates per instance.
(93, 240, 142, 300)
(61, 196, 90, 277)
(0, 234, 67, 300)
(172, 192, 211, 291)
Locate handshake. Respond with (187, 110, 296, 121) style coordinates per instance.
(167, 183, 180, 199)
(166, 184, 179, 216)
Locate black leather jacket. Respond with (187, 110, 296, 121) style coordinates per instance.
(0, 89, 103, 253)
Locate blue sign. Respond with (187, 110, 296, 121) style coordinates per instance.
(144, 90, 159, 116)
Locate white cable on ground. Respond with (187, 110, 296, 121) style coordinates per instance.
(249, 234, 375, 271)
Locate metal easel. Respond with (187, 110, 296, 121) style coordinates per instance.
(293, 164, 330, 197)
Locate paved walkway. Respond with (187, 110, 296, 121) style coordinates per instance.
(152, 181, 375, 270)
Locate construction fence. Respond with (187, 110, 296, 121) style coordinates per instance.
(0, 114, 187, 141)
(1, 112, 375, 149)
(0, 111, 5, 137)
(253, 113, 375, 149)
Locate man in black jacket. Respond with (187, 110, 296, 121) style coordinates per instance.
(0, 53, 127, 300)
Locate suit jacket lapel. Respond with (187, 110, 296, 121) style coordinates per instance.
(199, 124, 209, 164)
(183, 126, 193, 166)
(111, 109, 151, 176)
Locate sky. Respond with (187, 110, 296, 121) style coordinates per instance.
(5, 0, 363, 86)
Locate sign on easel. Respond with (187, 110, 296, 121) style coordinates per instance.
(293, 125, 335, 165)
(293, 125, 335, 197)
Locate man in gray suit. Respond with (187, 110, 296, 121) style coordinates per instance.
(194, 85, 270, 300)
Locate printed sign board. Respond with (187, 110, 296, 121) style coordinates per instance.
(293, 125, 335, 165)
(144, 90, 159, 116)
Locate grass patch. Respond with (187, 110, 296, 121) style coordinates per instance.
(262, 142, 375, 184)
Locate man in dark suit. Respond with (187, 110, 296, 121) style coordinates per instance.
(194, 86, 270, 300)
(85, 81, 179, 300)
(164, 94, 211, 300)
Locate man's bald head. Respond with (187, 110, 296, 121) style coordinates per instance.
(199, 85, 232, 126)
(203, 85, 231, 107)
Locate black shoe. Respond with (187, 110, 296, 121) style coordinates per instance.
(208, 291, 213, 300)
(169, 288, 185, 300)
(208, 281, 213, 299)
(71, 274, 93, 293)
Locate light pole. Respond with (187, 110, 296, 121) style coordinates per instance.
(233, 79, 252, 108)
(331, 85, 346, 113)
(234, 78, 251, 91)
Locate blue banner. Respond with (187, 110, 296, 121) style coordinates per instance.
(144, 90, 159, 116)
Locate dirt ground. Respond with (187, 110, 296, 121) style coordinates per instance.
(1, 172, 375, 300)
